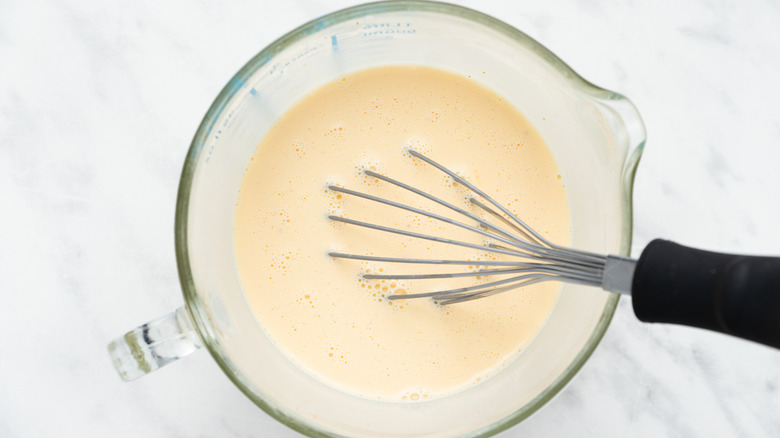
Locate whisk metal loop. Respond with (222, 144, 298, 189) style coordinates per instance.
(327, 185, 548, 254)
(406, 150, 552, 247)
(328, 215, 547, 260)
(362, 170, 541, 251)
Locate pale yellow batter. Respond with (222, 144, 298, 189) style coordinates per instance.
(234, 66, 570, 401)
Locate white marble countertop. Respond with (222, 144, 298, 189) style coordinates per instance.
(2, 0, 779, 436)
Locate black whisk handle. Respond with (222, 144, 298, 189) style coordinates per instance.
(631, 239, 780, 349)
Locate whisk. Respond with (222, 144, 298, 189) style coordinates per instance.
(328, 150, 780, 349)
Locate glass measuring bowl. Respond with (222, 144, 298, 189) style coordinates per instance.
(107, 1, 645, 436)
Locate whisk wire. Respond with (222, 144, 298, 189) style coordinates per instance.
(406, 150, 553, 247)
(328, 185, 552, 255)
(328, 215, 548, 260)
(362, 170, 544, 251)
(469, 196, 607, 263)
(363, 264, 598, 281)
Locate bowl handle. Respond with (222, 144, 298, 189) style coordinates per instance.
(107, 307, 202, 381)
